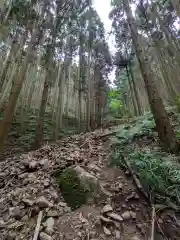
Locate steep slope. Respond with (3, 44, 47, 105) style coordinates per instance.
(0, 121, 180, 239)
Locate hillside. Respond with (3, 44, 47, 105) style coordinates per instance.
(1, 111, 180, 239)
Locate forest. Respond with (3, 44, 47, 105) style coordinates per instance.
(1, 0, 180, 239)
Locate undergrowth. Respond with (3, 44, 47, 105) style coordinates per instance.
(0, 108, 79, 154)
(111, 107, 180, 206)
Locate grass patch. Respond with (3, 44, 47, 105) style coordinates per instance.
(111, 148, 180, 205)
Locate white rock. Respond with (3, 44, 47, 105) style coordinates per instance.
(40, 232, 52, 240)
(47, 210, 58, 217)
(118, 183, 123, 190)
(39, 159, 49, 167)
(100, 215, 113, 223)
(121, 211, 131, 220)
(130, 237, 140, 240)
(36, 196, 52, 208)
(101, 205, 113, 214)
(115, 230, 121, 239)
(22, 198, 34, 206)
(103, 226, 111, 236)
(107, 212, 123, 222)
(44, 217, 55, 235)
(59, 202, 67, 207)
(130, 211, 136, 219)
(29, 160, 38, 169)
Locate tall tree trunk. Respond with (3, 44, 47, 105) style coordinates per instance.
(0, 28, 37, 151)
(86, 49, 92, 132)
(125, 65, 138, 116)
(129, 61, 142, 115)
(123, 0, 179, 153)
(33, 70, 49, 149)
(170, 0, 180, 16)
(55, 64, 65, 140)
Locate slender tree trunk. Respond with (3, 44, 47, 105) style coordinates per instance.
(86, 50, 92, 132)
(125, 65, 138, 116)
(33, 70, 49, 149)
(129, 62, 142, 115)
(55, 65, 65, 140)
(123, 0, 179, 153)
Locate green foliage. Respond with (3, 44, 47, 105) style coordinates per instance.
(173, 96, 180, 113)
(56, 168, 89, 210)
(108, 88, 125, 118)
(111, 149, 180, 205)
(116, 116, 155, 144)
(110, 110, 180, 206)
(0, 108, 78, 154)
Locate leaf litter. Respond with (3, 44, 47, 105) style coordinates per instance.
(0, 125, 179, 239)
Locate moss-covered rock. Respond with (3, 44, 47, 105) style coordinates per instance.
(56, 168, 91, 210)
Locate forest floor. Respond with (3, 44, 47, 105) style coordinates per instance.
(1, 112, 180, 239)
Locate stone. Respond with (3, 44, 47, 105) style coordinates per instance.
(103, 226, 111, 236)
(99, 215, 113, 223)
(130, 237, 140, 240)
(29, 160, 38, 169)
(21, 215, 29, 221)
(44, 181, 50, 187)
(74, 166, 98, 185)
(118, 183, 123, 190)
(87, 163, 101, 172)
(101, 205, 113, 214)
(39, 159, 49, 168)
(59, 201, 67, 207)
(22, 198, 34, 206)
(47, 210, 58, 217)
(0, 219, 5, 229)
(44, 217, 55, 235)
(36, 196, 52, 209)
(130, 211, 136, 219)
(22, 179, 29, 185)
(107, 212, 123, 222)
(9, 207, 21, 220)
(121, 211, 131, 220)
(115, 230, 121, 239)
(40, 232, 52, 240)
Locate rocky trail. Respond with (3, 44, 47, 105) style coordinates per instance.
(0, 127, 178, 240)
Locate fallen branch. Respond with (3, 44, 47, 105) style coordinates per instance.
(150, 205, 155, 240)
(123, 156, 148, 199)
(33, 211, 43, 240)
(99, 131, 117, 138)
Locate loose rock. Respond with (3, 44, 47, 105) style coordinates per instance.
(101, 204, 113, 214)
(9, 207, 21, 220)
(130, 211, 136, 219)
(100, 215, 113, 223)
(115, 230, 121, 239)
(44, 217, 55, 235)
(121, 211, 131, 220)
(103, 226, 111, 236)
(36, 196, 52, 209)
(107, 212, 123, 222)
(47, 210, 59, 217)
(40, 232, 52, 240)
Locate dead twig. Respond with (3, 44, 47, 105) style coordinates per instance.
(156, 220, 168, 240)
(123, 156, 148, 199)
(150, 205, 155, 240)
(33, 211, 43, 240)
